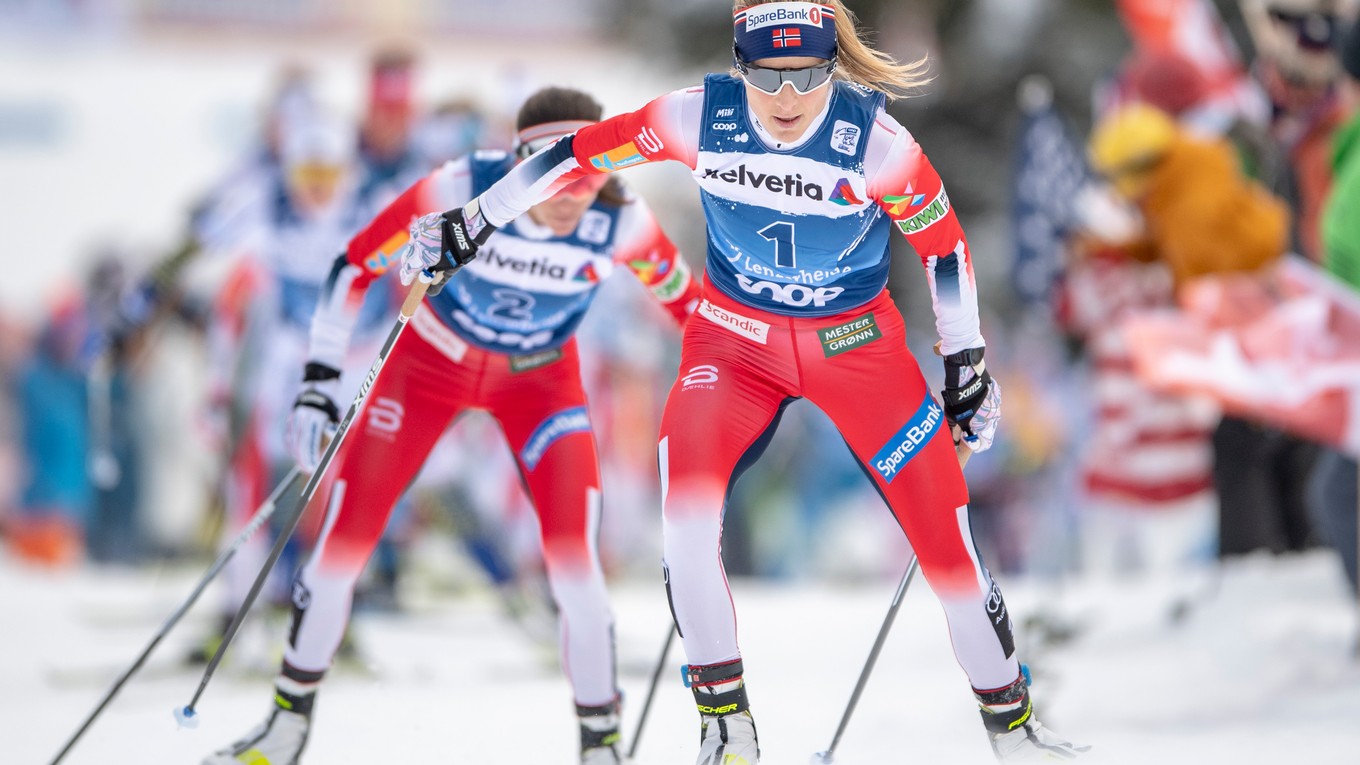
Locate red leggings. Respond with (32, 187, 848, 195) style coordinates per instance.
(285, 307, 618, 705)
(659, 284, 1019, 690)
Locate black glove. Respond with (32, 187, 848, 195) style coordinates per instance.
(940, 347, 992, 438)
(439, 208, 488, 269)
(431, 208, 497, 296)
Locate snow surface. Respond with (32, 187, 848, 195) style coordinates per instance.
(7, 550, 1358, 765)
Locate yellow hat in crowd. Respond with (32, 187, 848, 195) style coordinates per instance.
(1089, 102, 1177, 199)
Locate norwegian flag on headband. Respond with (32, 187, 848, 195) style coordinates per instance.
(1122, 257, 1360, 459)
(773, 28, 802, 48)
(734, 2, 835, 61)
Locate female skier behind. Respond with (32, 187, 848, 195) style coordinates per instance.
(203, 86, 698, 765)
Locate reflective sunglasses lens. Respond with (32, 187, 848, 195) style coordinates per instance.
(743, 68, 784, 94)
(741, 63, 833, 95)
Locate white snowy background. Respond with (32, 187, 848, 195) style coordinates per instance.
(7, 550, 1358, 764)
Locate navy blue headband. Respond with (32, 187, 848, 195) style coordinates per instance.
(734, 2, 837, 62)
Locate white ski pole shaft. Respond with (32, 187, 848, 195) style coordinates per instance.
(177, 276, 434, 724)
(49, 466, 303, 765)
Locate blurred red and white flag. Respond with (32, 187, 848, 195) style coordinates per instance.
(1116, 0, 1269, 122)
(1123, 257, 1360, 459)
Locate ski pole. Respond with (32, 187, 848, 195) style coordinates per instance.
(810, 555, 919, 765)
(174, 274, 437, 727)
(49, 466, 303, 765)
(811, 442, 972, 764)
(628, 623, 676, 758)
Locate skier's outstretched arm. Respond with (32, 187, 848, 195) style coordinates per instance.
(400, 88, 704, 278)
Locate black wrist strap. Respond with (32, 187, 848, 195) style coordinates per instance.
(944, 347, 985, 368)
(943, 367, 992, 405)
(303, 362, 341, 383)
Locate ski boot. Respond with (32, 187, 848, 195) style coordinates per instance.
(202, 679, 315, 765)
(688, 659, 759, 765)
(578, 698, 631, 764)
(977, 674, 1088, 762)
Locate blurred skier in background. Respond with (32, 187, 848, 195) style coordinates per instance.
(190, 110, 399, 664)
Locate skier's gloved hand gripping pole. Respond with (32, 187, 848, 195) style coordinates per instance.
(48, 467, 302, 765)
(174, 207, 489, 728)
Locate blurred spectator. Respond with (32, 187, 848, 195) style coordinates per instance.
(1120, 48, 1286, 185)
(1060, 244, 1219, 578)
(1240, 0, 1358, 261)
(82, 253, 146, 565)
(10, 296, 91, 565)
(1088, 101, 1321, 560)
(1321, 16, 1360, 284)
(357, 47, 428, 208)
(413, 97, 490, 170)
(1306, 18, 1360, 599)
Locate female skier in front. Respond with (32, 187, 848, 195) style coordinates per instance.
(401, 2, 1087, 762)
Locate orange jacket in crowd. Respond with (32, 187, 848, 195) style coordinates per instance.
(1123, 134, 1290, 287)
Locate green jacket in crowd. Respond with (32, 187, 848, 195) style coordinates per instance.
(1323, 111, 1360, 290)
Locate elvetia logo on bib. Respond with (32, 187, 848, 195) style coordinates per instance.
(830, 178, 864, 206)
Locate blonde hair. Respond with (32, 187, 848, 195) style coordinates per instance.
(733, 0, 931, 100)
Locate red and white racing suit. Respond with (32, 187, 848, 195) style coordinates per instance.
(461, 80, 1021, 692)
(283, 155, 698, 708)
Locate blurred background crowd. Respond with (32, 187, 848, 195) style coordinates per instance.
(1, 0, 1357, 649)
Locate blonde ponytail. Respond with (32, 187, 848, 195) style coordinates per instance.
(733, 0, 931, 100)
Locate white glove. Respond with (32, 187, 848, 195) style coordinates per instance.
(285, 371, 340, 473)
(398, 212, 450, 287)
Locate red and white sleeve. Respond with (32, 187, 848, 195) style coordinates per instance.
(473, 87, 704, 228)
(866, 111, 985, 355)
